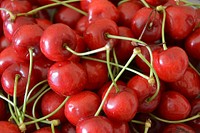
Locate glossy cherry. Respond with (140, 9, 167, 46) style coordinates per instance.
(40, 23, 77, 62)
(131, 7, 162, 43)
(48, 60, 87, 96)
(153, 46, 189, 82)
(64, 91, 100, 126)
(0, 35, 10, 52)
(0, 121, 21, 133)
(75, 15, 89, 36)
(157, 91, 191, 120)
(163, 123, 195, 133)
(76, 116, 113, 133)
(41, 90, 67, 122)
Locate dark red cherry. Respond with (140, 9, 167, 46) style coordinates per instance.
(41, 90, 67, 123)
(153, 46, 189, 82)
(165, 5, 197, 40)
(33, 127, 61, 133)
(110, 120, 130, 133)
(81, 59, 108, 90)
(84, 18, 119, 50)
(12, 24, 44, 60)
(54, 2, 83, 29)
(61, 122, 76, 133)
(131, 7, 162, 43)
(35, 18, 52, 30)
(75, 15, 89, 36)
(0, 35, 10, 52)
(40, 23, 77, 62)
(64, 91, 100, 126)
(117, 1, 143, 27)
(157, 91, 191, 120)
(168, 67, 200, 100)
(48, 61, 87, 96)
(0, 121, 21, 133)
(76, 116, 113, 133)
(87, 0, 119, 23)
(185, 27, 200, 61)
(163, 123, 195, 133)
(0, 0, 32, 21)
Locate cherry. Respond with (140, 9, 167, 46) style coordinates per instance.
(47, 60, 87, 96)
(12, 24, 44, 61)
(80, 0, 94, 12)
(117, 1, 143, 28)
(87, 0, 119, 23)
(145, 0, 168, 6)
(83, 18, 119, 50)
(32, 126, 61, 133)
(81, 58, 108, 90)
(61, 122, 76, 133)
(185, 27, 200, 61)
(0, 35, 10, 52)
(153, 46, 189, 82)
(157, 91, 191, 121)
(41, 90, 67, 123)
(76, 116, 113, 133)
(110, 120, 130, 133)
(64, 91, 101, 126)
(75, 15, 89, 36)
(131, 7, 162, 43)
(35, 18, 52, 30)
(165, 5, 197, 40)
(1, 62, 37, 96)
(162, 123, 195, 133)
(168, 67, 200, 100)
(40, 23, 77, 62)
(54, 2, 83, 29)
(0, 121, 21, 133)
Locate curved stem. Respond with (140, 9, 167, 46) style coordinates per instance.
(140, 0, 150, 8)
(13, 74, 21, 117)
(0, 8, 16, 20)
(7, 96, 19, 125)
(118, 0, 130, 6)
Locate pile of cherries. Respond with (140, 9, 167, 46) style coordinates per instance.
(0, 0, 200, 132)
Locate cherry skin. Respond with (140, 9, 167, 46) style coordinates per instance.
(40, 23, 77, 62)
(61, 122, 76, 133)
(145, 0, 168, 6)
(12, 24, 44, 61)
(75, 15, 89, 36)
(41, 90, 67, 123)
(162, 123, 195, 133)
(110, 120, 130, 133)
(165, 5, 197, 40)
(185, 27, 200, 61)
(153, 46, 189, 82)
(76, 116, 113, 133)
(0, 121, 21, 133)
(168, 67, 200, 100)
(81, 58, 108, 91)
(131, 7, 162, 43)
(64, 91, 101, 126)
(48, 60, 87, 96)
(0, 35, 10, 52)
(157, 91, 191, 121)
(83, 18, 119, 50)
(32, 127, 61, 133)
(35, 18, 52, 30)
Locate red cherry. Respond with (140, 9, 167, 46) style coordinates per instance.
(84, 18, 119, 50)
(80, 0, 94, 11)
(35, 18, 52, 30)
(61, 122, 76, 133)
(75, 15, 89, 36)
(157, 91, 191, 120)
(87, 0, 119, 23)
(76, 116, 113, 133)
(165, 5, 197, 40)
(64, 91, 100, 126)
(163, 123, 195, 133)
(110, 120, 130, 133)
(145, 0, 168, 6)
(0, 121, 21, 133)
(131, 7, 162, 43)
(117, 1, 143, 28)
(48, 61, 87, 96)
(0, 35, 10, 52)
(33, 127, 61, 133)
(81, 59, 108, 90)
(168, 67, 200, 100)
(153, 46, 189, 82)
(12, 24, 44, 60)
(40, 23, 77, 62)
(185, 27, 200, 61)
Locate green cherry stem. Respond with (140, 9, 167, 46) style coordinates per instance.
(131, 120, 145, 125)
(112, 49, 120, 75)
(180, 0, 200, 7)
(189, 61, 200, 76)
(7, 97, 20, 125)
(94, 48, 138, 116)
(118, 0, 130, 6)
(144, 119, 151, 133)
(51, 0, 88, 16)
(0, 8, 16, 21)
(149, 113, 200, 124)
(140, 0, 150, 8)
(13, 74, 20, 117)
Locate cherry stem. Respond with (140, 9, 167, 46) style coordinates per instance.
(17, 0, 81, 17)
(22, 48, 34, 120)
(24, 96, 70, 126)
(144, 119, 151, 133)
(149, 113, 200, 123)
(13, 74, 20, 118)
(140, 0, 150, 8)
(82, 56, 149, 80)
(112, 49, 120, 75)
(118, 0, 130, 6)
(51, 0, 88, 16)
(189, 61, 200, 76)
(94, 48, 138, 116)
(180, 0, 200, 7)
(0, 8, 16, 21)
(156, 5, 167, 50)
(131, 120, 145, 125)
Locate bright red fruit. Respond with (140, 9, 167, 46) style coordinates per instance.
(153, 47, 189, 82)
(0, 121, 21, 133)
(40, 23, 77, 62)
(48, 61, 87, 96)
(157, 91, 191, 120)
(76, 116, 113, 133)
(163, 123, 195, 133)
(64, 91, 100, 126)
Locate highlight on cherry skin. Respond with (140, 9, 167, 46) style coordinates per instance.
(0, 0, 199, 132)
